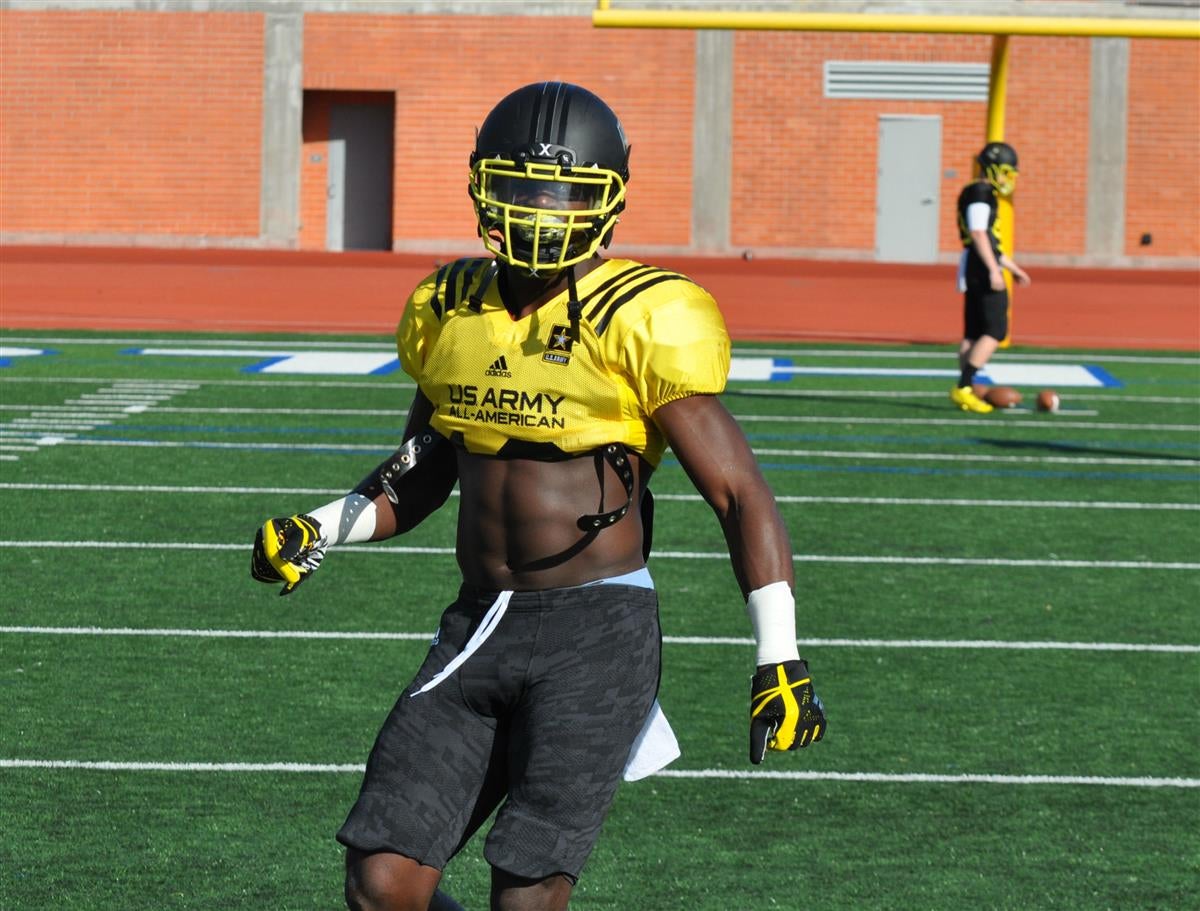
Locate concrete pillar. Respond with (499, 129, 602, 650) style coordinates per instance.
(1086, 37, 1129, 260)
(260, 7, 304, 248)
(692, 29, 734, 253)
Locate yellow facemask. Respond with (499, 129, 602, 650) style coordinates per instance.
(985, 163, 1019, 198)
(470, 158, 626, 274)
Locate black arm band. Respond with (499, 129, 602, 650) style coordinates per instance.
(354, 429, 450, 504)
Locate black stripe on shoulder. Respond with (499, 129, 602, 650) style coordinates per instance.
(582, 264, 661, 322)
(447, 258, 491, 313)
(593, 272, 693, 337)
(429, 264, 451, 320)
(431, 258, 490, 320)
(444, 259, 471, 316)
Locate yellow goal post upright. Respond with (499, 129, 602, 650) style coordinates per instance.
(592, 1, 1200, 346)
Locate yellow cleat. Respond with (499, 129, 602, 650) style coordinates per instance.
(950, 385, 994, 413)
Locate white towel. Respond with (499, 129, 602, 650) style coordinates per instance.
(623, 698, 681, 781)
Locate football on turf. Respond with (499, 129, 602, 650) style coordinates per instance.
(984, 386, 1022, 408)
(1037, 389, 1061, 412)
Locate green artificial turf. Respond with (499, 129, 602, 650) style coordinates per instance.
(2, 330, 1197, 910)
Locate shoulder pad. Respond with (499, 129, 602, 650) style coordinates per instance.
(580, 263, 694, 337)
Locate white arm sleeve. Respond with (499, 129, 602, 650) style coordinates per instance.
(308, 493, 377, 545)
(966, 201, 991, 232)
(746, 581, 801, 666)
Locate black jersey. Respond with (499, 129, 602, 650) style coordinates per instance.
(956, 180, 1004, 280)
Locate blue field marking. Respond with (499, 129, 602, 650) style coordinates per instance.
(1084, 364, 1123, 388)
(731, 357, 1125, 388)
(0, 346, 58, 368)
(242, 355, 291, 373)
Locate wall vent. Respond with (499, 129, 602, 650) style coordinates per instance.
(824, 61, 990, 102)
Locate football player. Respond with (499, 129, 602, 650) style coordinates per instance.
(952, 141, 1032, 413)
(251, 82, 825, 911)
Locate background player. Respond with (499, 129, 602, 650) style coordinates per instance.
(952, 141, 1032, 413)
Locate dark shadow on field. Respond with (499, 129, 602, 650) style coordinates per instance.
(975, 436, 1200, 461)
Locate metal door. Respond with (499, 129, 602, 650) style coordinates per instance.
(875, 115, 941, 263)
(326, 103, 394, 251)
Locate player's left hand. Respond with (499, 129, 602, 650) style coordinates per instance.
(749, 659, 825, 764)
(250, 514, 327, 596)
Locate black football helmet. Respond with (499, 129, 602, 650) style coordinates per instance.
(977, 141, 1019, 198)
(469, 82, 630, 273)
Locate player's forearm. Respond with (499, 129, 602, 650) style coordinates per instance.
(308, 492, 382, 544)
(716, 487, 799, 665)
(970, 230, 1001, 273)
(715, 487, 795, 595)
(306, 434, 458, 545)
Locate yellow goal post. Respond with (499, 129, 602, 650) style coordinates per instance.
(592, 2, 1200, 345)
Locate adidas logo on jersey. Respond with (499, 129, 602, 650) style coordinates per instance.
(484, 355, 512, 378)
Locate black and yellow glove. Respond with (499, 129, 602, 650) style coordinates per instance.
(749, 659, 825, 764)
(250, 514, 327, 596)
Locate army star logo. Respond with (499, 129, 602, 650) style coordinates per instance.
(543, 324, 574, 365)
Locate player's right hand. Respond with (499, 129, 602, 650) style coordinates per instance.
(250, 514, 327, 596)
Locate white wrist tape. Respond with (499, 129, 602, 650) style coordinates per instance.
(308, 493, 377, 546)
(746, 581, 800, 666)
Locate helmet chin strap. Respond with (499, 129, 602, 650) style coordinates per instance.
(566, 265, 582, 342)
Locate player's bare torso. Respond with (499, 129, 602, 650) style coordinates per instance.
(455, 447, 651, 590)
(417, 259, 652, 590)
(399, 256, 731, 592)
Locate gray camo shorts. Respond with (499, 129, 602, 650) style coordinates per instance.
(336, 580, 662, 880)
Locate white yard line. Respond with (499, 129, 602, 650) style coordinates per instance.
(752, 447, 1200, 467)
(1, 539, 1196, 570)
(2, 481, 1195, 510)
(3, 625, 1195, 653)
(0, 758, 1193, 788)
(8, 434, 1198, 468)
(731, 413, 1200, 432)
(728, 387, 1200, 405)
(4, 402, 1199, 433)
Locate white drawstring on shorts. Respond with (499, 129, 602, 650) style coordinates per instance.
(410, 590, 513, 697)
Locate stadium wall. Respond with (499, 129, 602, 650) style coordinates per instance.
(1, 1, 1197, 267)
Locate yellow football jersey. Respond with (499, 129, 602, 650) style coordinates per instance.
(396, 257, 730, 466)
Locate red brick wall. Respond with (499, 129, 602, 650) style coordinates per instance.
(731, 32, 1093, 257)
(0, 11, 262, 238)
(302, 14, 694, 252)
(1, 8, 1196, 262)
(1126, 39, 1200, 258)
